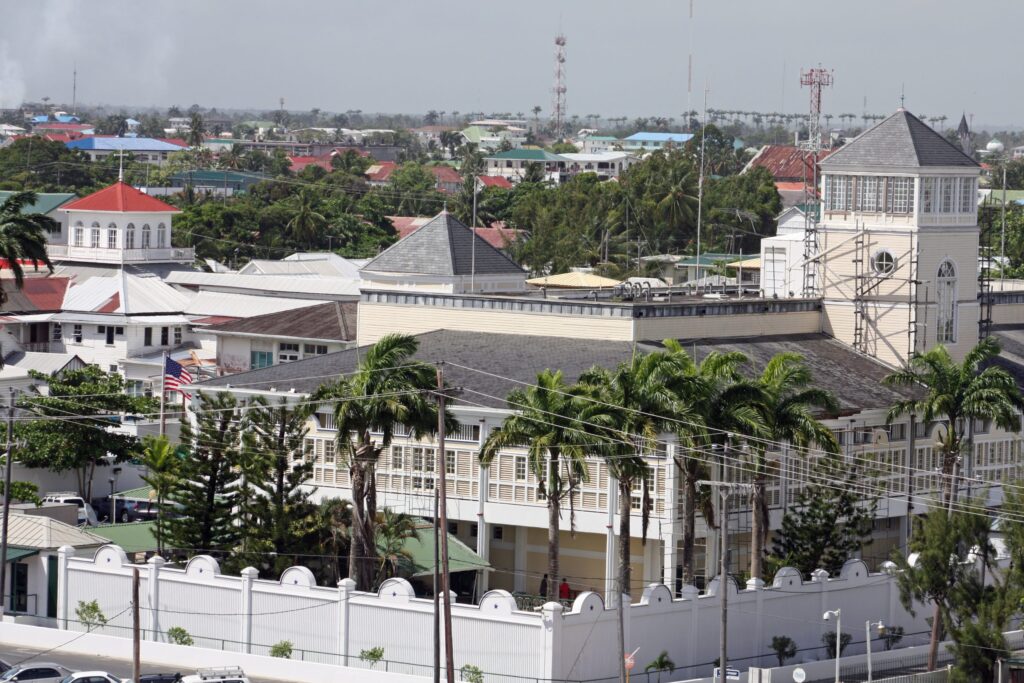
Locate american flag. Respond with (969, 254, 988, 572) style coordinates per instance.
(164, 356, 193, 399)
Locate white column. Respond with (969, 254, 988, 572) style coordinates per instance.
(146, 555, 164, 641)
(662, 446, 678, 592)
(476, 464, 490, 595)
(240, 567, 257, 654)
(605, 474, 617, 599)
(338, 578, 355, 666)
(513, 525, 528, 593)
(56, 546, 74, 630)
(541, 602, 564, 681)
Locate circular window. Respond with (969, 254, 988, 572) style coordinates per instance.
(871, 250, 897, 275)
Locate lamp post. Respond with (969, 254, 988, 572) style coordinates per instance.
(108, 477, 116, 526)
(866, 620, 885, 683)
(823, 609, 841, 683)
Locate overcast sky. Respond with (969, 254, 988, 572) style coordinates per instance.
(1, 0, 1019, 129)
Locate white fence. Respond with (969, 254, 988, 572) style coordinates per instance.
(58, 545, 933, 683)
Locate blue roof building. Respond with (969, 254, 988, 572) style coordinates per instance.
(621, 131, 694, 152)
(66, 137, 186, 166)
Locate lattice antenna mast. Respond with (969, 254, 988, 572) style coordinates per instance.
(800, 66, 832, 152)
(799, 66, 833, 298)
(552, 34, 567, 138)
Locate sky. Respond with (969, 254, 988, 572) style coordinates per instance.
(1, 0, 1020, 129)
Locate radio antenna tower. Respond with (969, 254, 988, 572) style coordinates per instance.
(552, 34, 567, 138)
(799, 65, 833, 298)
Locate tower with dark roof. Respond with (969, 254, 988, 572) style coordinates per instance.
(816, 109, 981, 366)
(957, 113, 971, 157)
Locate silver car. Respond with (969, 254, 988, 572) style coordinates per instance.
(0, 663, 73, 683)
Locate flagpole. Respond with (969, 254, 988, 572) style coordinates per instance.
(159, 351, 167, 437)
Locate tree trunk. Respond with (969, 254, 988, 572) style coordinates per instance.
(927, 603, 942, 671)
(618, 478, 632, 597)
(349, 461, 368, 590)
(547, 454, 560, 603)
(750, 472, 766, 581)
(681, 469, 697, 586)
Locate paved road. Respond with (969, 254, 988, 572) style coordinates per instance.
(0, 644, 277, 683)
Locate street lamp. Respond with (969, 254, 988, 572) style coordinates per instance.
(108, 477, 116, 526)
(823, 609, 841, 683)
(866, 620, 886, 683)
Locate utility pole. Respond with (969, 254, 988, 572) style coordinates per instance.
(435, 364, 456, 683)
(1001, 165, 1008, 286)
(697, 480, 752, 683)
(695, 85, 708, 291)
(0, 387, 15, 618)
(132, 567, 141, 683)
(470, 176, 478, 294)
(158, 351, 168, 436)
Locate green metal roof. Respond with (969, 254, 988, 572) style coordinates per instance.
(675, 253, 751, 267)
(3, 546, 39, 563)
(486, 149, 567, 162)
(92, 521, 158, 553)
(114, 485, 155, 501)
(0, 191, 78, 215)
(380, 523, 489, 578)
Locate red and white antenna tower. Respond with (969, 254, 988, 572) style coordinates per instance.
(800, 66, 833, 152)
(552, 34, 567, 137)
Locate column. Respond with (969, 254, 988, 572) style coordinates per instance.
(661, 445, 678, 592)
(146, 555, 164, 641)
(338, 578, 355, 666)
(56, 546, 74, 630)
(240, 567, 257, 654)
(605, 475, 617, 599)
(513, 526, 528, 593)
(476, 463, 490, 595)
(541, 602, 563, 681)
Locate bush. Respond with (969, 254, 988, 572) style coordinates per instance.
(770, 635, 797, 666)
(75, 600, 107, 632)
(461, 664, 484, 683)
(882, 625, 904, 651)
(270, 640, 293, 659)
(822, 631, 852, 658)
(360, 646, 384, 669)
(167, 627, 193, 646)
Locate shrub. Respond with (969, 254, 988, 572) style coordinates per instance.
(882, 625, 905, 651)
(270, 640, 293, 659)
(75, 600, 107, 632)
(822, 631, 852, 658)
(360, 646, 384, 668)
(461, 664, 484, 683)
(770, 635, 797, 666)
(167, 626, 193, 646)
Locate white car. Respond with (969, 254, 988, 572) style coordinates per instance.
(0, 663, 73, 683)
(42, 493, 98, 526)
(59, 673, 132, 683)
(180, 668, 248, 683)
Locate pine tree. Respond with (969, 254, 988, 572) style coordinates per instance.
(769, 458, 876, 578)
(164, 392, 243, 559)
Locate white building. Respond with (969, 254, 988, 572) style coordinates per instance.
(560, 151, 638, 180)
(760, 206, 814, 298)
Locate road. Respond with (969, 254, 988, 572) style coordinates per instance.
(0, 644, 278, 683)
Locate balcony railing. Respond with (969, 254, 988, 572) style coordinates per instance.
(46, 245, 195, 263)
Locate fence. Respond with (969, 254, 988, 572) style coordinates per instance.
(59, 544, 937, 683)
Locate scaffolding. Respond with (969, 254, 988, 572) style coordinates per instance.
(850, 221, 918, 359)
(979, 243, 994, 340)
(799, 66, 832, 298)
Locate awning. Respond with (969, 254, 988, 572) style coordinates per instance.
(3, 546, 39, 563)
(91, 521, 158, 553)
(113, 485, 156, 502)
(392, 525, 490, 578)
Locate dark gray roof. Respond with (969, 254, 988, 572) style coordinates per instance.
(360, 212, 525, 277)
(821, 110, 978, 169)
(206, 301, 357, 341)
(989, 326, 1024, 388)
(200, 330, 914, 414)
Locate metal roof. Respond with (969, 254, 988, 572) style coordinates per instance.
(240, 254, 362, 279)
(485, 149, 567, 162)
(62, 181, 180, 213)
(184, 291, 332, 317)
(66, 137, 186, 152)
(91, 521, 158, 553)
(361, 211, 525, 277)
(526, 272, 620, 289)
(166, 271, 361, 298)
(0, 191, 77, 215)
(2, 546, 39, 563)
(821, 110, 979, 169)
(205, 301, 357, 342)
(62, 272, 190, 314)
(1, 513, 108, 549)
(0, 352, 83, 379)
(623, 132, 694, 143)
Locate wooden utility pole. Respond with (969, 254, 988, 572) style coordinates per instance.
(0, 387, 16, 618)
(436, 364, 455, 683)
(132, 567, 141, 682)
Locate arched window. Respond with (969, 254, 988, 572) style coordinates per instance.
(73, 221, 84, 247)
(871, 249, 897, 275)
(157, 222, 166, 248)
(90, 221, 100, 248)
(107, 222, 117, 250)
(937, 260, 957, 344)
(125, 223, 135, 250)
(142, 224, 151, 249)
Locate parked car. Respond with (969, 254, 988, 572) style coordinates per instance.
(0, 659, 11, 675)
(59, 673, 131, 683)
(41, 493, 98, 526)
(0, 662, 73, 683)
(90, 497, 141, 524)
(180, 668, 248, 683)
(138, 675, 181, 683)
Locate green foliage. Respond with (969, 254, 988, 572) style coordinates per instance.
(769, 457, 877, 578)
(0, 138, 98, 192)
(0, 480, 40, 505)
(769, 635, 797, 666)
(76, 600, 107, 632)
(644, 651, 675, 683)
(0, 191, 56, 302)
(359, 646, 384, 668)
(166, 626, 194, 646)
(881, 625, 904, 651)
(821, 631, 851, 658)
(163, 392, 243, 558)
(14, 366, 155, 499)
(461, 664, 484, 683)
(374, 509, 419, 584)
(269, 640, 293, 659)
(140, 435, 181, 556)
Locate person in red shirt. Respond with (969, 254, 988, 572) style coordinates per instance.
(558, 577, 571, 600)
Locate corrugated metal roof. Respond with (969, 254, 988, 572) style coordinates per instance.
(2, 513, 108, 549)
(623, 132, 693, 143)
(166, 271, 361, 298)
(0, 191, 77, 215)
(206, 301, 357, 342)
(184, 291, 330, 317)
(239, 254, 361, 279)
(62, 181, 180, 213)
(66, 137, 186, 152)
(743, 146, 830, 182)
(0, 352, 83, 378)
(526, 272, 620, 289)
(62, 272, 190, 314)
(485, 149, 567, 162)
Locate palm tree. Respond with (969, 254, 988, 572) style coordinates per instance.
(0, 191, 54, 306)
(286, 190, 327, 245)
(140, 435, 180, 556)
(479, 370, 591, 602)
(662, 342, 763, 585)
(645, 651, 676, 683)
(655, 155, 698, 243)
(187, 112, 205, 148)
(883, 337, 1023, 670)
(312, 498, 352, 585)
(313, 334, 445, 591)
(374, 509, 419, 586)
(750, 353, 839, 580)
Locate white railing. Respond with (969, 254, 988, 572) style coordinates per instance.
(46, 245, 194, 262)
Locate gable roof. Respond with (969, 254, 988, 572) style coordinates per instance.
(743, 145, 831, 181)
(2, 513, 108, 550)
(66, 136, 186, 152)
(63, 271, 190, 314)
(1, 276, 70, 312)
(821, 110, 979, 170)
(623, 132, 694, 144)
(205, 301, 357, 342)
(485, 149, 567, 162)
(62, 182, 181, 213)
(361, 211, 525, 277)
(478, 175, 513, 189)
(0, 191, 77, 215)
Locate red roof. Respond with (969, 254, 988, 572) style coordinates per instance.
(387, 216, 522, 248)
(366, 161, 397, 183)
(159, 137, 188, 147)
(478, 175, 513, 189)
(430, 166, 462, 184)
(289, 155, 333, 173)
(745, 145, 833, 182)
(388, 216, 432, 239)
(62, 182, 181, 213)
(18, 276, 69, 311)
(32, 122, 93, 132)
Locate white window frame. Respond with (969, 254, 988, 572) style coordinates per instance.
(937, 260, 958, 344)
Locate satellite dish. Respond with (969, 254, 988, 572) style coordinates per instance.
(793, 668, 807, 683)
